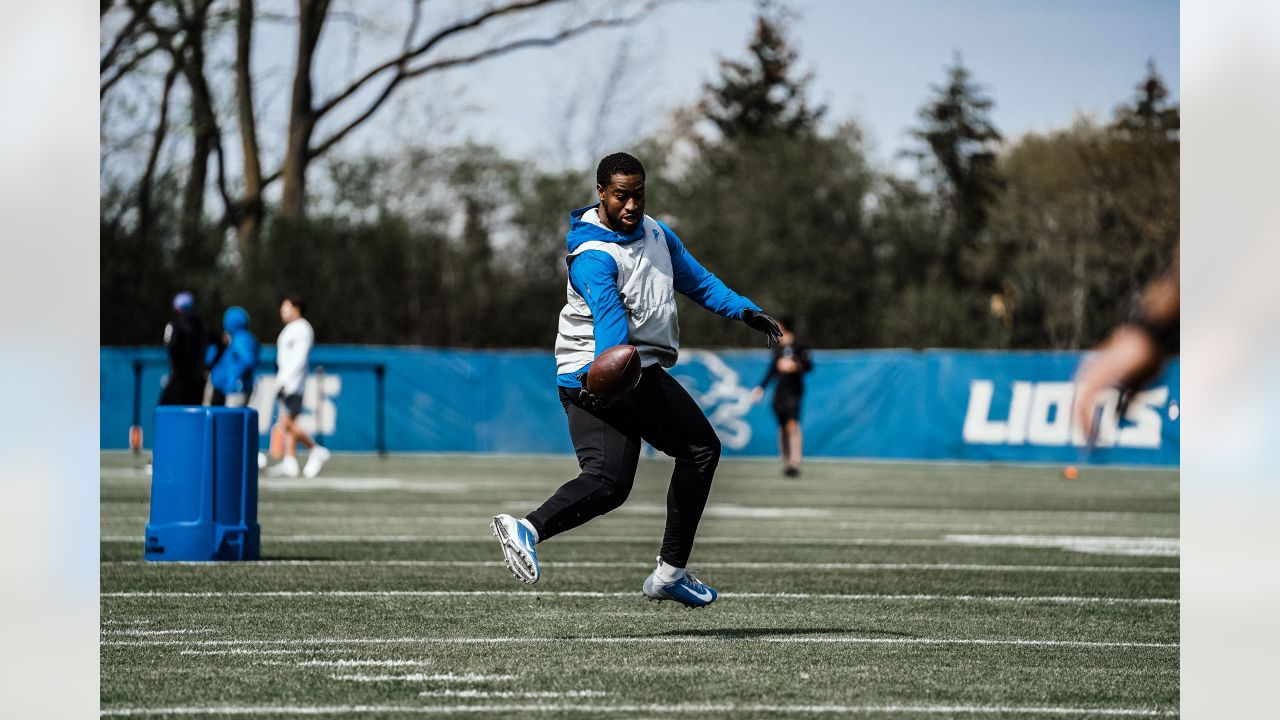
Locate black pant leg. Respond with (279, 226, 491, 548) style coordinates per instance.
(632, 367, 722, 568)
(525, 388, 642, 541)
(772, 388, 802, 422)
(158, 373, 203, 406)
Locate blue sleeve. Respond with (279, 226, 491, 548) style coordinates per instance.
(657, 220, 761, 319)
(229, 335, 259, 375)
(568, 250, 631, 368)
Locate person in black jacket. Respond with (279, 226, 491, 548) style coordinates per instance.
(158, 291, 206, 406)
(752, 316, 813, 477)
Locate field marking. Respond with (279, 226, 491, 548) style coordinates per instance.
(104, 519, 1179, 535)
(331, 672, 515, 682)
(101, 590, 1177, 605)
(102, 503, 1177, 521)
(291, 659, 432, 667)
(99, 702, 1178, 716)
(178, 649, 314, 656)
(102, 628, 215, 636)
(100, 559, 1177, 574)
(945, 535, 1180, 557)
(100, 534, 1180, 553)
(259, 478, 468, 493)
(101, 635, 1178, 649)
(100, 469, 470, 492)
(617, 502, 833, 519)
(418, 690, 607, 699)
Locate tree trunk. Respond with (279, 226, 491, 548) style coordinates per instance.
(234, 0, 264, 270)
(280, 0, 331, 218)
(181, 109, 212, 258)
(179, 2, 216, 259)
(1070, 230, 1086, 349)
(139, 64, 179, 246)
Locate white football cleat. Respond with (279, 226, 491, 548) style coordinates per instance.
(303, 445, 330, 478)
(266, 456, 300, 478)
(491, 514, 540, 584)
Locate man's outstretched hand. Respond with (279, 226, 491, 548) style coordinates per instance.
(742, 308, 782, 347)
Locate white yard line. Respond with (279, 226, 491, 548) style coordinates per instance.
(945, 535, 1180, 557)
(330, 672, 514, 682)
(417, 690, 606, 699)
(101, 628, 214, 636)
(99, 559, 1177, 574)
(99, 702, 1178, 716)
(259, 478, 467, 493)
(101, 635, 1178, 649)
(101, 590, 1177, 605)
(100, 534, 1180, 550)
(293, 659, 431, 667)
(178, 649, 313, 656)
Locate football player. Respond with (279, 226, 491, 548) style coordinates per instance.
(491, 152, 781, 607)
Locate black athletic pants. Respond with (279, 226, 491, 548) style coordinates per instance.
(525, 365, 721, 568)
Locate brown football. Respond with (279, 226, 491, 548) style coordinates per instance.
(585, 344, 642, 401)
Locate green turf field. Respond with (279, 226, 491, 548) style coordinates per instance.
(101, 452, 1179, 719)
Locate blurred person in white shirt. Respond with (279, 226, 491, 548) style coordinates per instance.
(266, 295, 329, 478)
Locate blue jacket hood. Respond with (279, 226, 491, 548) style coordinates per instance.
(223, 306, 250, 333)
(566, 204, 645, 253)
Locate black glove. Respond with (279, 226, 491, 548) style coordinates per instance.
(576, 374, 612, 411)
(741, 308, 782, 347)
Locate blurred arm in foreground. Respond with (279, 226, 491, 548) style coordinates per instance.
(1074, 259, 1180, 440)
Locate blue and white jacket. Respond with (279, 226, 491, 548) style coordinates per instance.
(554, 205, 760, 388)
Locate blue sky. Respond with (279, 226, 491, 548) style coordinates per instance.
(352, 0, 1179, 169)
(102, 0, 1179, 183)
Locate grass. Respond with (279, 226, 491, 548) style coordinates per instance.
(101, 452, 1179, 718)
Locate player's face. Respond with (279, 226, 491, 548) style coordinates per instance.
(280, 300, 297, 323)
(596, 173, 645, 234)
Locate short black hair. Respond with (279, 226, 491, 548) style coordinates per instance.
(282, 294, 306, 316)
(596, 152, 645, 189)
(779, 315, 796, 332)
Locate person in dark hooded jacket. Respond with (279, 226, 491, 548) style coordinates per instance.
(159, 291, 206, 406)
(207, 306, 261, 407)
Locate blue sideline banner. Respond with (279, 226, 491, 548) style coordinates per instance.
(100, 346, 1179, 466)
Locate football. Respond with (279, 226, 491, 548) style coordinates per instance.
(585, 344, 642, 401)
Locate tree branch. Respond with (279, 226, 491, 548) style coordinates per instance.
(100, 0, 157, 73)
(101, 40, 163, 97)
(306, 6, 655, 163)
(403, 0, 424, 56)
(138, 62, 181, 233)
(313, 0, 567, 120)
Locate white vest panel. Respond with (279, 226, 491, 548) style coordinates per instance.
(554, 215, 680, 377)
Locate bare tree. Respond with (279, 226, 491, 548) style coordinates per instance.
(103, 0, 666, 268)
(274, 0, 662, 218)
(233, 0, 263, 265)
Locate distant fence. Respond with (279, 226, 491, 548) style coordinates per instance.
(100, 346, 1179, 466)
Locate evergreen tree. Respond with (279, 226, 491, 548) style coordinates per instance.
(1111, 60, 1179, 141)
(911, 56, 1003, 253)
(701, 2, 824, 142)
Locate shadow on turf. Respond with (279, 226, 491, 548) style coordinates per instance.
(641, 627, 916, 640)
